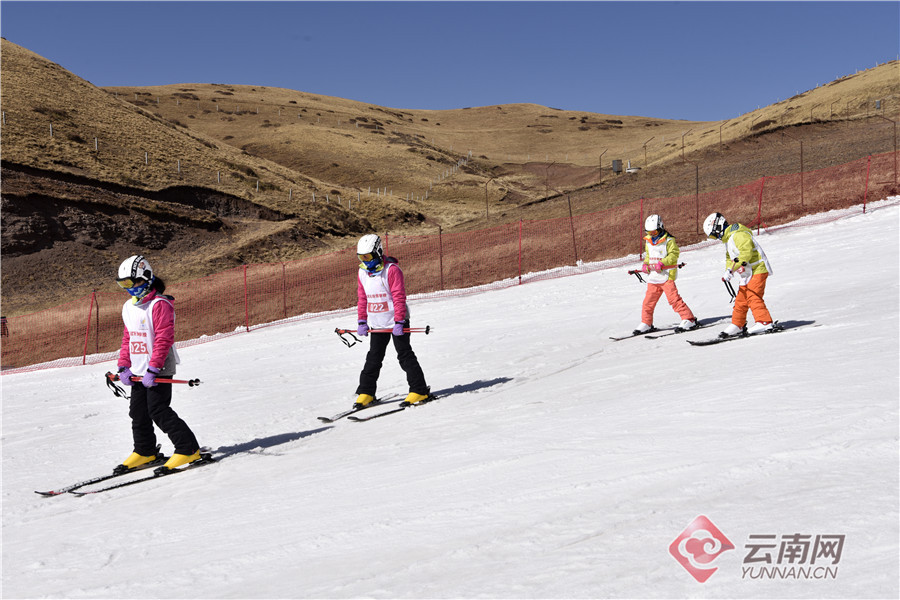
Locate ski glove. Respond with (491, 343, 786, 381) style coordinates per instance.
(641, 263, 650, 274)
(722, 269, 734, 282)
(142, 367, 160, 388)
(118, 367, 135, 387)
(357, 321, 369, 337)
(392, 322, 405, 336)
(651, 261, 664, 272)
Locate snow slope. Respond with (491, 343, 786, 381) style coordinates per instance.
(3, 201, 898, 599)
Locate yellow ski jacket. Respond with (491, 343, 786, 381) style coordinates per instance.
(721, 224, 773, 276)
(643, 233, 680, 283)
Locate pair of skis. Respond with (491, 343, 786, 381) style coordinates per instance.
(610, 321, 714, 341)
(613, 320, 791, 345)
(36, 450, 216, 496)
(348, 397, 436, 422)
(317, 393, 436, 423)
(316, 393, 402, 423)
(686, 321, 786, 346)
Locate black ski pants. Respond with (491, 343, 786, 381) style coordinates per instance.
(128, 382, 200, 456)
(356, 323, 428, 397)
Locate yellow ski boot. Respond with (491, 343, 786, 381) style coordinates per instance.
(114, 450, 163, 475)
(400, 392, 432, 407)
(155, 450, 201, 475)
(353, 394, 376, 409)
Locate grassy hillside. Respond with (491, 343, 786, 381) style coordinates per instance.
(2, 35, 898, 315)
(103, 60, 900, 225)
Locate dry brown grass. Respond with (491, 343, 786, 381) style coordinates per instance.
(1, 36, 898, 316)
(99, 61, 900, 224)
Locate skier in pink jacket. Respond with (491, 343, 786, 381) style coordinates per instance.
(114, 255, 201, 475)
(353, 234, 431, 409)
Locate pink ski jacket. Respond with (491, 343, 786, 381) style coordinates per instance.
(357, 257, 408, 324)
(117, 290, 176, 373)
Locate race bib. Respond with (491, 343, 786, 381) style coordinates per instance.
(368, 301, 388, 314)
(130, 340, 149, 355)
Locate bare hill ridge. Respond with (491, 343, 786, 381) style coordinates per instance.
(2, 36, 898, 315)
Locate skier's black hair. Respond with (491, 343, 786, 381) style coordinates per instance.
(150, 276, 166, 294)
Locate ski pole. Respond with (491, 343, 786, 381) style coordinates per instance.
(105, 371, 202, 387)
(369, 326, 431, 334)
(335, 326, 431, 348)
(335, 326, 430, 335)
(627, 262, 685, 282)
(723, 278, 737, 304)
(137, 376, 202, 386)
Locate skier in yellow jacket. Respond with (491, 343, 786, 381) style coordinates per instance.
(703, 212, 775, 338)
(633, 215, 697, 335)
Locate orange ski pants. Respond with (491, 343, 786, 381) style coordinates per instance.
(732, 272, 772, 327)
(642, 280, 695, 326)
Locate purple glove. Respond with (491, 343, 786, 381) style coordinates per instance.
(357, 321, 369, 337)
(118, 367, 134, 387)
(141, 367, 160, 387)
(392, 322, 405, 336)
(641, 263, 650, 274)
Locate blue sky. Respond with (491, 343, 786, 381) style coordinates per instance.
(1, 1, 897, 121)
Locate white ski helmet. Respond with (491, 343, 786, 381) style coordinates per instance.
(357, 234, 384, 272)
(703, 212, 729, 239)
(116, 255, 154, 297)
(644, 214, 664, 233)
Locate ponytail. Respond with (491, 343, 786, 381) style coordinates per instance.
(151, 276, 167, 294)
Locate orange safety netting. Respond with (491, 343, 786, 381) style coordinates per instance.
(2, 151, 896, 373)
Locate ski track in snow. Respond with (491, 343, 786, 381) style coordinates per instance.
(2, 200, 898, 599)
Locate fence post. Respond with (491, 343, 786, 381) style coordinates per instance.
(864, 155, 871, 213)
(518, 220, 523, 284)
(282, 263, 287, 320)
(438, 225, 445, 291)
(756, 177, 767, 234)
(94, 293, 101, 355)
(567, 194, 578, 264)
(82, 292, 96, 365)
(243, 265, 250, 332)
(639, 198, 645, 260)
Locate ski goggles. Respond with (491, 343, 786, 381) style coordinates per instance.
(117, 277, 152, 297)
(357, 253, 376, 262)
(116, 277, 148, 289)
(358, 256, 384, 273)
